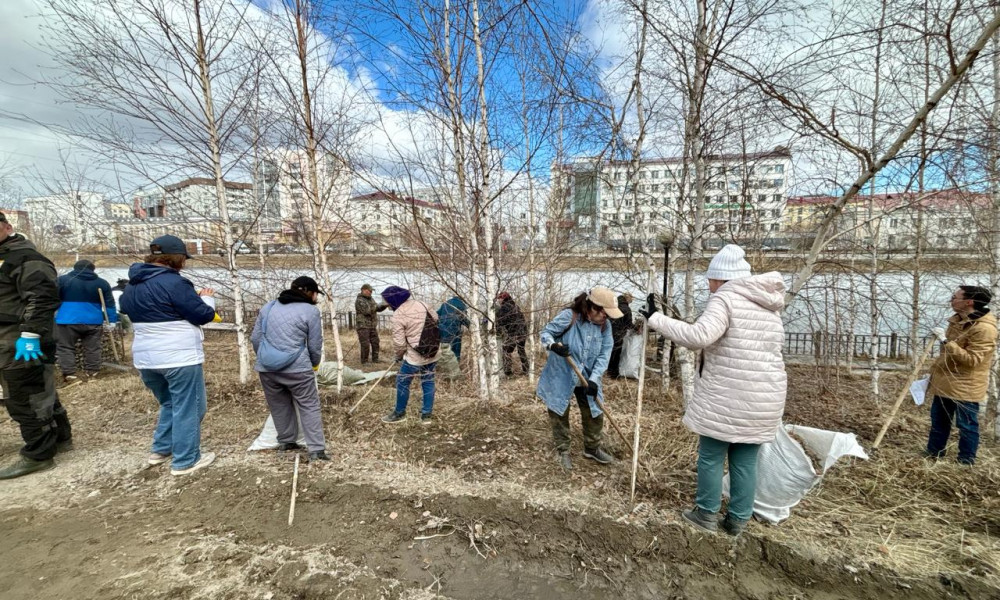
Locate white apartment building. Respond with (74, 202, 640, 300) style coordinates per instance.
(23, 191, 106, 250)
(347, 191, 448, 249)
(255, 149, 352, 240)
(554, 147, 792, 247)
(133, 178, 254, 222)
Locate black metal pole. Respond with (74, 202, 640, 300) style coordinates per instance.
(662, 243, 670, 313)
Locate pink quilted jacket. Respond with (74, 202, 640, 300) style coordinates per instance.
(391, 298, 439, 366)
(648, 272, 787, 444)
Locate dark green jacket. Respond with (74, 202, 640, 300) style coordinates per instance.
(355, 293, 386, 330)
(0, 235, 60, 367)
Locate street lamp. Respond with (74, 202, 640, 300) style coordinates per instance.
(656, 229, 676, 363)
(657, 229, 676, 314)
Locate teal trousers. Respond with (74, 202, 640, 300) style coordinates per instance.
(695, 435, 761, 522)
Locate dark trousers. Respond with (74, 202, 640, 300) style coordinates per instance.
(259, 370, 326, 452)
(357, 328, 380, 363)
(1, 363, 72, 460)
(927, 395, 980, 464)
(608, 341, 624, 377)
(548, 392, 604, 453)
(56, 324, 102, 375)
(502, 338, 528, 375)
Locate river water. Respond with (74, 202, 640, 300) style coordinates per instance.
(85, 263, 985, 337)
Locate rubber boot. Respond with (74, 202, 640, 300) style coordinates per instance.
(0, 456, 56, 480)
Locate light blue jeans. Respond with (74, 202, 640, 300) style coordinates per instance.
(140, 364, 207, 469)
(395, 360, 436, 416)
(695, 435, 761, 522)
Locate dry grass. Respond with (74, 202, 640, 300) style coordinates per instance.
(56, 332, 1000, 585)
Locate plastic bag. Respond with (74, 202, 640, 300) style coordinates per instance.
(436, 344, 461, 381)
(619, 331, 643, 379)
(723, 423, 869, 523)
(247, 412, 307, 451)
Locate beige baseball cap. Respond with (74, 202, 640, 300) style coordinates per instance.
(588, 287, 624, 318)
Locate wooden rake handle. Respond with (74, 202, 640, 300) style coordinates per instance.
(564, 355, 648, 469)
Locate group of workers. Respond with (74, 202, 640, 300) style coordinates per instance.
(0, 217, 993, 538)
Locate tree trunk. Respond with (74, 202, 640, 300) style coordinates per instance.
(193, 0, 251, 384)
(291, 0, 344, 391)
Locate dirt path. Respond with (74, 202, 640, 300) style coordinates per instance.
(0, 445, 984, 600)
(2, 338, 997, 599)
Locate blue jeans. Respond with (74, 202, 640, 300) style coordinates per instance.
(695, 435, 761, 522)
(140, 365, 207, 469)
(927, 396, 980, 464)
(395, 360, 436, 416)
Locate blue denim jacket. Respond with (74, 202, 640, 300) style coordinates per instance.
(536, 309, 613, 417)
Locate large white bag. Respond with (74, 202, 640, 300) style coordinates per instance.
(247, 412, 307, 451)
(723, 423, 869, 523)
(619, 331, 644, 379)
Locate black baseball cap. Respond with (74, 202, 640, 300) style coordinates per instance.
(150, 235, 192, 258)
(292, 276, 326, 296)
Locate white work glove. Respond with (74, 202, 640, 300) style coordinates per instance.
(103, 323, 116, 332)
(932, 327, 947, 343)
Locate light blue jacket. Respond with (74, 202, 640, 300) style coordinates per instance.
(537, 308, 613, 417)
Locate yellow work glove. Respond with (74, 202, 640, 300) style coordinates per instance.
(312, 365, 320, 372)
(212, 313, 222, 323)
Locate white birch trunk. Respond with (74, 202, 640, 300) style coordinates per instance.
(193, 0, 251, 383)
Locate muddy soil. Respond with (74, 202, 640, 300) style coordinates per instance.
(0, 336, 995, 599)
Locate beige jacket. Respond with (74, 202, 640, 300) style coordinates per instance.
(391, 298, 439, 366)
(928, 311, 997, 403)
(647, 272, 787, 444)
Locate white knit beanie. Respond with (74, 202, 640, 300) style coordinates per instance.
(706, 244, 752, 281)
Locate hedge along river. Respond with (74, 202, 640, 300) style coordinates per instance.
(81, 264, 985, 337)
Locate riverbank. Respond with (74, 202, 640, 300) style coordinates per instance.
(48, 249, 988, 274)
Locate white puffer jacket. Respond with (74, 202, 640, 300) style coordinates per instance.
(648, 272, 787, 444)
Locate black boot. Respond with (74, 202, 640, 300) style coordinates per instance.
(0, 456, 56, 479)
(277, 442, 302, 452)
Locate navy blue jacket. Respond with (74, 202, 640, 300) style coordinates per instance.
(55, 268, 117, 325)
(437, 296, 469, 342)
(119, 263, 215, 326)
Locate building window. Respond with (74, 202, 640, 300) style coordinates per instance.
(770, 223, 780, 231)
(652, 170, 659, 179)
(775, 164, 784, 174)
(652, 184, 659, 192)
(772, 209, 781, 218)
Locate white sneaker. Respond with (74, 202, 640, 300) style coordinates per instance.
(148, 452, 171, 466)
(170, 452, 216, 476)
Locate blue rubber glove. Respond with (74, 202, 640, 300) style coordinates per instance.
(14, 333, 43, 362)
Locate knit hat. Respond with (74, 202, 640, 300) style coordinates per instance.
(706, 244, 752, 281)
(361, 283, 373, 291)
(73, 259, 96, 271)
(381, 285, 411, 310)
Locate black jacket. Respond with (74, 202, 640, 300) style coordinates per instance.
(611, 295, 633, 343)
(496, 298, 528, 340)
(0, 234, 60, 366)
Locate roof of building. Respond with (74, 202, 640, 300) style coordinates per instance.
(557, 147, 791, 171)
(787, 189, 990, 210)
(349, 191, 444, 210)
(164, 178, 252, 192)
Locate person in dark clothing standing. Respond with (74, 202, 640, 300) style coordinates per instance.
(355, 283, 388, 363)
(55, 259, 118, 384)
(496, 292, 528, 377)
(437, 296, 469, 360)
(0, 211, 73, 479)
(607, 293, 634, 378)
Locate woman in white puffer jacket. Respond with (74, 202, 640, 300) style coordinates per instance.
(641, 244, 787, 537)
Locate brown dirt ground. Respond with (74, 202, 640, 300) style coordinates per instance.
(1, 332, 997, 599)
